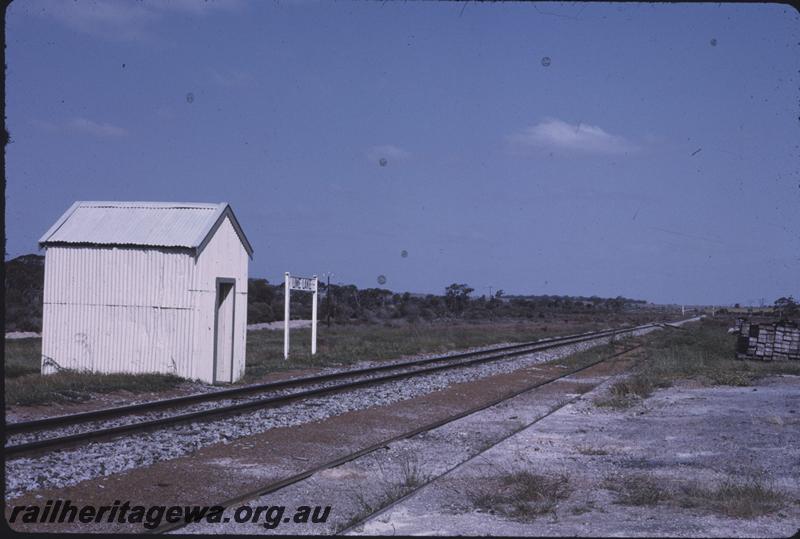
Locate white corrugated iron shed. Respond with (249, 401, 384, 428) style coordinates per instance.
(39, 201, 252, 384)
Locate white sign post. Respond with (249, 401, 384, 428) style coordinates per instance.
(284, 272, 318, 360)
(284, 272, 290, 360)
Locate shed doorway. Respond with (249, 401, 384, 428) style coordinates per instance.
(214, 279, 236, 383)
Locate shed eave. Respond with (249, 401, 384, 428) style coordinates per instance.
(39, 201, 82, 245)
(36, 241, 197, 253)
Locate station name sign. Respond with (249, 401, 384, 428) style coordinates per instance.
(288, 275, 316, 292)
(284, 272, 319, 359)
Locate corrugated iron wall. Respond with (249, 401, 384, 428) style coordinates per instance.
(41, 246, 197, 377)
(43, 246, 194, 308)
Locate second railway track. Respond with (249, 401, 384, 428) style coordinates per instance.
(5, 322, 664, 458)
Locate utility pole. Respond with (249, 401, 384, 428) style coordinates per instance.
(486, 285, 494, 299)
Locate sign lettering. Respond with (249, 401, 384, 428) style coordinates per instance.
(289, 276, 316, 292)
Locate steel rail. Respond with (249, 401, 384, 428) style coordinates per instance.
(152, 343, 645, 535)
(5, 324, 655, 457)
(335, 343, 647, 535)
(6, 323, 655, 435)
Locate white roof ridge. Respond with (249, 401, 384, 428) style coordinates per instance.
(75, 201, 223, 209)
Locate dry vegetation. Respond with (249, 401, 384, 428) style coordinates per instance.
(595, 319, 800, 409)
(243, 319, 616, 380)
(4, 338, 183, 406)
(338, 453, 430, 533)
(463, 469, 573, 521)
(445, 450, 574, 523)
(5, 369, 183, 407)
(603, 473, 669, 506)
(676, 473, 787, 518)
(604, 471, 786, 518)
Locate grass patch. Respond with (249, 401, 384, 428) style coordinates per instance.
(595, 374, 656, 409)
(604, 473, 669, 506)
(677, 473, 785, 518)
(337, 453, 429, 533)
(3, 338, 185, 406)
(595, 319, 800, 408)
(463, 470, 572, 521)
(4, 338, 42, 378)
(604, 470, 786, 518)
(5, 370, 184, 406)
(244, 320, 610, 381)
(393, 453, 428, 493)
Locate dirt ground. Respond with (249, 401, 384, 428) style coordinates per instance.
(355, 374, 800, 537)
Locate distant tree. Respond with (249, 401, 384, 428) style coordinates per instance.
(774, 296, 798, 319)
(248, 278, 274, 304)
(610, 295, 626, 313)
(495, 289, 504, 299)
(444, 283, 474, 314)
(247, 278, 278, 322)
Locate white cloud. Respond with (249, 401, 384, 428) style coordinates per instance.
(366, 144, 411, 163)
(32, 117, 128, 137)
(209, 67, 253, 88)
(157, 0, 244, 15)
(25, 0, 244, 42)
(508, 118, 637, 155)
(69, 117, 128, 137)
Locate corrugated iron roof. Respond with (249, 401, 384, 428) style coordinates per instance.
(39, 201, 253, 257)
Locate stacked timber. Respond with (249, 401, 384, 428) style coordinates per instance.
(729, 317, 751, 336)
(773, 323, 800, 361)
(736, 321, 800, 361)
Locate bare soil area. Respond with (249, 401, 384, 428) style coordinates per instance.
(356, 374, 800, 537)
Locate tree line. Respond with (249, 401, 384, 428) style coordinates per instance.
(2, 254, 716, 332)
(248, 278, 649, 324)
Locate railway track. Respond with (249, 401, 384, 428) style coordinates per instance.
(157, 341, 648, 534)
(335, 342, 648, 536)
(5, 322, 662, 458)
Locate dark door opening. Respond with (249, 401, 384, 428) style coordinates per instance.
(214, 280, 235, 383)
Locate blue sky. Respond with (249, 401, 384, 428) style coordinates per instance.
(5, 1, 799, 305)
